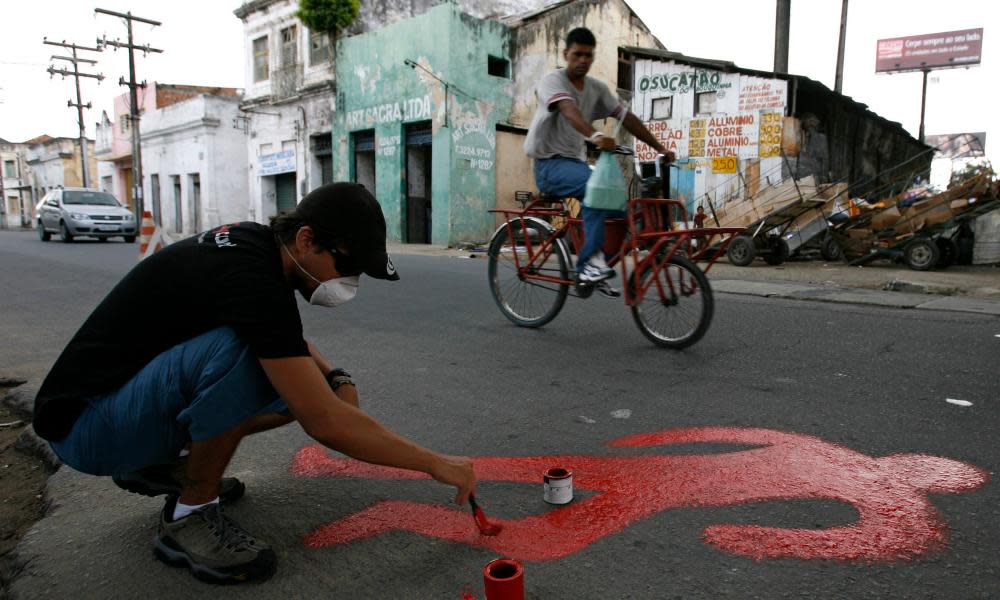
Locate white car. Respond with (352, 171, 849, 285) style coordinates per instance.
(37, 187, 137, 243)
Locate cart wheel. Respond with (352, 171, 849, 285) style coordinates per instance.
(903, 238, 939, 271)
(726, 235, 756, 266)
(763, 237, 789, 266)
(935, 238, 958, 268)
(629, 255, 713, 349)
(487, 217, 570, 328)
(820, 235, 842, 262)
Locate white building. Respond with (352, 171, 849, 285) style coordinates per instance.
(141, 91, 249, 235)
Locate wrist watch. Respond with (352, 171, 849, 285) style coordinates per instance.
(326, 368, 355, 391)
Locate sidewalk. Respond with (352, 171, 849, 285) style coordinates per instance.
(388, 243, 1000, 316)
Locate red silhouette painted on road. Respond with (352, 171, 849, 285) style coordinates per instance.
(291, 427, 988, 562)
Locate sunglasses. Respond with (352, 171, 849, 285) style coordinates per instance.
(329, 248, 364, 277)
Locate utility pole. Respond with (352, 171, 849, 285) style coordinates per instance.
(95, 8, 162, 222)
(834, 0, 849, 93)
(773, 0, 791, 74)
(44, 39, 104, 188)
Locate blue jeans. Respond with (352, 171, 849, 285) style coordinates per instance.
(50, 327, 288, 476)
(534, 157, 625, 271)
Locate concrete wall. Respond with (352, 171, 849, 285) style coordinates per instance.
(141, 95, 249, 235)
(508, 0, 662, 128)
(333, 3, 514, 244)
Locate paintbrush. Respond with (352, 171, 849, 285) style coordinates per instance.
(468, 494, 503, 536)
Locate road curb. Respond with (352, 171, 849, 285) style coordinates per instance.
(712, 279, 1000, 316)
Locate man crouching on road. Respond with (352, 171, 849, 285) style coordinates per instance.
(32, 182, 476, 584)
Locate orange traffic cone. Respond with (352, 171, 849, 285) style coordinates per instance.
(138, 211, 156, 259)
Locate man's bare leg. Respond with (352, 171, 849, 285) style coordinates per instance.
(179, 412, 294, 505)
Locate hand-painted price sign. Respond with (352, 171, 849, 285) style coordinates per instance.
(711, 156, 737, 173)
(292, 427, 988, 562)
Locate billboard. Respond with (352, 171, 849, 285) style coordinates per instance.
(876, 28, 983, 73)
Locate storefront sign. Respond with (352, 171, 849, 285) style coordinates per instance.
(638, 70, 732, 95)
(345, 95, 432, 129)
(758, 111, 783, 158)
(738, 79, 787, 112)
(258, 149, 296, 176)
(711, 156, 737, 174)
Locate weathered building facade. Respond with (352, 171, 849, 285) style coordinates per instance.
(24, 135, 97, 204)
(1, 138, 34, 229)
(329, 0, 662, 245)
(620, 48, 930, 215)
(234, 0, 337, 223)
(140, 90, 248, 235)
(331, 2, 516, 244)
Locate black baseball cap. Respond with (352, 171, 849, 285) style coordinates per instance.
(295, 182, 399, 281)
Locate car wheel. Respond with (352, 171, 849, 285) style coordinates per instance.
(38, 221, 51, 242)
(123, 235, 136, 243)
(60, 222, 74, 243)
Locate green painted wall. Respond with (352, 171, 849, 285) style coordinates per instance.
(333, 2, 513, 244)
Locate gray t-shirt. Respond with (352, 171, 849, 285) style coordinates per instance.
(523, 69, 625, 161)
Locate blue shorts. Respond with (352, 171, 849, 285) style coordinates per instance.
(533, 156, 591, 201)
(50, 327, 288, 476)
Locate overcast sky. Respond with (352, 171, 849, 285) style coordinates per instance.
(1, 0, 996, 163)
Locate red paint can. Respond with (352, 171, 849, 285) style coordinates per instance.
(483, 558, 524, 600)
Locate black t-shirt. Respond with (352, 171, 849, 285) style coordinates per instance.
(34, 223, 310, 441)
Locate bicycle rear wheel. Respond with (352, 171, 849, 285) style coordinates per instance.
(629, 254, 713, 348)
(488, 218, 570, 328)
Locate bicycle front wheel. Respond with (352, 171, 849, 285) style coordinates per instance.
(630, 255, 713, 348)
(488, 218, 570, 328)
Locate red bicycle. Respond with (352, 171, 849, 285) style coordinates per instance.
(487, 152, 742, 348)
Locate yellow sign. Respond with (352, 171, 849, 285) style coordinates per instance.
(711, 156, 737, 173)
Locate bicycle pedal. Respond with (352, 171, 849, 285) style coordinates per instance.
(575, 282, 595, 298)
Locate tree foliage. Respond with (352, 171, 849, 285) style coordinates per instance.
(296, 0, 360, 34)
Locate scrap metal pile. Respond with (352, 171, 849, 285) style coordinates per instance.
(830, 168, 1000, 270)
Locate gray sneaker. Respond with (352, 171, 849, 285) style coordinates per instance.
(154, 497, 276, 584)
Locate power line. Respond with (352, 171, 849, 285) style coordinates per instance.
(95, 7, 163, 223)
(44, 38, 105, 188)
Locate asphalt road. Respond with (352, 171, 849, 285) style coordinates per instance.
(1, 229, 998, 599)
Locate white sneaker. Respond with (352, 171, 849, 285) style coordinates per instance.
(578, 255, 615, 283)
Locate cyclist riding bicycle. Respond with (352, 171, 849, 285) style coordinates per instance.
(524, 26, 674, 297)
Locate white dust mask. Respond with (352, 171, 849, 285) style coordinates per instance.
(282, 242, 361, 307)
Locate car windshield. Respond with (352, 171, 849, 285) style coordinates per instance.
(62, 191, 121, 207)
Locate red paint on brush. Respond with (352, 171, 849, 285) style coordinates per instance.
(292, 427, 988, 562)
(474, 506, 503, 536)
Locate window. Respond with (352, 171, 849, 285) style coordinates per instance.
(150, 174, 161, 224)
(280, 25, 297, 67)
(487, 55, 510, 78)
(253, 36, 269, 82)
(695, 91, 717, 115)
(3, 160, 16, 178)
(651, 97, 673, 120)
(309, 30, 330, 66)
(120, 114, 130, 132)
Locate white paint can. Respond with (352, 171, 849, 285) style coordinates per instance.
(543, 467, 573, 505)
